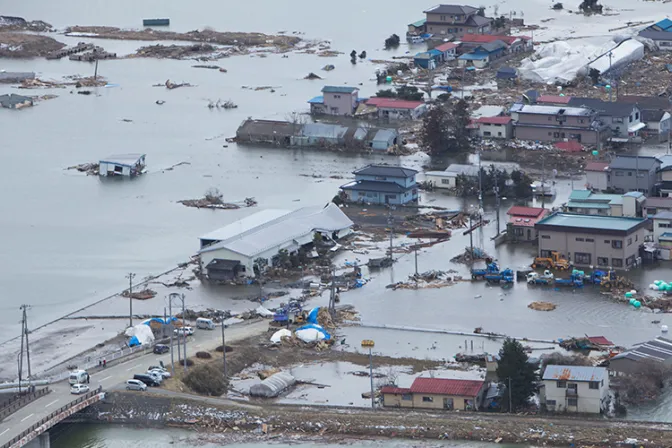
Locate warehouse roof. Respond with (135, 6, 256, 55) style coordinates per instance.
(353, 164, 418, 178)
(611, 337, 672, 363)
(198, 203, 353, 258)
(536, 212, 647, 234)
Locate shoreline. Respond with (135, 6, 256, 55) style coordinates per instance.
(80, 391, 672, 447)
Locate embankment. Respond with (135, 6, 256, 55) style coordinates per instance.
(79, 391, 672, 446)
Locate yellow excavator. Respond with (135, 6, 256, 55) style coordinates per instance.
(531, 251, 572, 270)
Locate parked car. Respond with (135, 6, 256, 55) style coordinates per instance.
(70, 383, 90, 395)
(145, 371, 164, 383)
(133, 374, 160, 387)
(149, 368, 171, 378)
(174, 327, 194, 336)
(69, 369, 90, 385)
(126, 379, 147, 391)
(153, 344, 169, 354)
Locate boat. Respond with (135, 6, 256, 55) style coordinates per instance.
(531, 181, 555, 197)
(143, 18, 170, 26)
(407, 33, 432, 44)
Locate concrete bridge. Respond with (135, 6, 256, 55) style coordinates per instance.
(0, 386, 104, 448)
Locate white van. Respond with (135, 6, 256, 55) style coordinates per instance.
(196, 318, 215, 330)
(69, 369, 89, 385)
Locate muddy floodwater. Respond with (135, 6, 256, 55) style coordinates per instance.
(50, 423, 528, 448)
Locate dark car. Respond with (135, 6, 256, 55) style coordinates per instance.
(133, 374, 160, 387)
(153, 344, 169, 354)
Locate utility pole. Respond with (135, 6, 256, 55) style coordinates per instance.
(541, 156, 546, 209)
(221, 321, 227, 378)
(469, 214, 474, 255)
(19, 305, 32, 380)
(494, 169, 500, 235)
(328, 266, 337, 318)
(387, 203, 395, 260)
(508, 377, 513, 413)
(414, 246, 419, 276)
(477, 151, 483, 227)
(169, 297, 175, 375)
(361, 340, 375, 409)
(181, 294, 187, 374)
(608, 52, 613, 102)
(126, 272, 136, 328)
(94, 58, 99, 80)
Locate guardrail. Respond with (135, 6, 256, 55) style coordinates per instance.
(0, 386, 103, 448)
(0, 388, 50, 422)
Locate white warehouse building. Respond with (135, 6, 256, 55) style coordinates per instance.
(198, 203, 353, 280)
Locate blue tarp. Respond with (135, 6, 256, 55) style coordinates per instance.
(296, 323, 331, 340)
(307, 307, 320, 324)
(142, 317, 178, 326)
(128, 336, 140, 347)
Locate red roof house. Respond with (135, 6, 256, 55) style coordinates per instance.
(507, 206, 548, 241)
(585, 161, 609, 172)
(476, 116, 513, 125)
(538, 95, 572, 105)
(365, 98, 425, 109)
(435, 42, 460, 53)
(381, 378, 486, 410)
(410, 377, 485, 397)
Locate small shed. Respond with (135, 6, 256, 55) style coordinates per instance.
(0, 94, 33, 110)
(414, 52, 438, 69)
(497, 66, 517, 80)
(249, 371, 296, 398)
(427, 48, 444, 63)
(99, 154, 146, 177)
(457, 52, 489, 68)
(205, 259, 243, 281)
(370, 129, 398, 151)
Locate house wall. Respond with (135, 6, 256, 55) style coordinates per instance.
(514, 125, 601, 144)
(654, 217, 672, 242)
(479, 122, 512, 139)
(411, 393, 479, 411)
(586, 171, 608, 191)
(507, 223, 537, 242)
(310, 103, 327, 115)
(425, 23, 486, 36)
(200, 248, 254, 278)
(377, 106, 425, 121)
(355, 174, 416, 188)
(382, 393, 413, 408)
(652, 38, 672, 50)
(611, 204, 624, 217)
(537, 227, 646, 268)
(661, 114, 672, 135)
(425, 173, 456, 189)
(516, 113, 594, 127)
(323, 92, 356, 116)
(608, 167, 659, 195)
(345, 188, 417, 205)
(99, 163, 132, 177)
(600, 107, 641, 138)
(543, 378, 608, 414)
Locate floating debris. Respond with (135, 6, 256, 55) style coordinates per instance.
(304, 72, 322, 80)
(528, 301, 557, 312)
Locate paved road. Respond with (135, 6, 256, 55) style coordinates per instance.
(0, 320, 267, 446)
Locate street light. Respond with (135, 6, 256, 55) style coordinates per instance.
(361, 339, 375, 409)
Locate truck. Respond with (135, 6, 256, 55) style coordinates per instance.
(471, 261, 500, 280)
(554, 273, 584, 287)
(484, 268, 514, 284)
(531, 251, 571, 270)
(526, 270, 554, 285)
(272, 300, 306, 326)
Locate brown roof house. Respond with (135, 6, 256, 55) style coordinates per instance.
(423, 4, 493, 38)
(381, 377, 486, 411)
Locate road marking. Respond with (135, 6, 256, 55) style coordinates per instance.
(21, 413, 34, 422)
(100, 375, 112, 382)
(45, 399, 59, 408)
(0, 429, 9, 437)
(126, 364, 142, 372)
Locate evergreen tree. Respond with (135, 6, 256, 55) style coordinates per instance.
(419, 105, 451, 155)
(448, 99, 472, 153)
(496, 338, 538, 412)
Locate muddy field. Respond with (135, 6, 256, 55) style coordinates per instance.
(0, 32, 65, 57)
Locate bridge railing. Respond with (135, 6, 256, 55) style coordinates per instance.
(0, 388, 51, 421)
(0, 386, 102, 448)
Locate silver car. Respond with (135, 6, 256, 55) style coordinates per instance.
(126, 379, 147, 391)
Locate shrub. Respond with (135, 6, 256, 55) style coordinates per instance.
(183, 363, 227, 396)
(215, 345, 233, 353)
(178, 358, 194, 366)
(196, 351, 212, 359)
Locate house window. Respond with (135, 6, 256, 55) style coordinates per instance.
(635, 234, 638, 241)
(375, 176, 387, 181)
(574, 252, 591, 265)
(575, 237, 584, 242)
(402, 393, 412, 400)
(636, 112, 640, 120)
(579, 119, 585, 123)
(649, 208, 658, 215)
(515, 228, 525, 236)
(589, 382, 599, 390)
(628, 172, 632, 176)
(422, 396, 434, 403)
(597, 257, 609, 266)
(483, 131, 492, 136)
(614, 117, 624, 124)
(612, 240, 623, 249)
(548, 117, 552, 121)
(615, 171, 624, 176)
(553, 132, 560, 138)
(626, 255, 636, 266)
(660, 222, 672, 228)
(628, 237, 632, 246)
(441, 179, 451, 185)
(334, 94, 341, 99)
(612, 258, 623, 267)
(586, 238, 594, 242)
(440, 15, 446, 20)
(604, 240, 610, 244)
(557, 381, 566, 388)
(568, 398, 578, 407)
(540, 250, 551, 258)
(637, 172, 645, 178)
(498, 132, 502, 137)
(546, 399, 557, 406)
(548, 132, 553, 136)
(541, 235, 550, 239)
(629, 116, 633, 123)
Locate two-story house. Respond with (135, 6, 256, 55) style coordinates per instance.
(566, 189, 644, 217)
(340, 164, 418, 205)
(459, 34, 532, 54)
(657, 154, 672, 196)
(607, 155, 661, 195)
(540, 365, 609, 414)
(509, 103, 608, 144)
(308, 86, 359, 116)
(423, 4, 492, 37)
(567, 98, 643, 140)
(535, 212, 648, 269)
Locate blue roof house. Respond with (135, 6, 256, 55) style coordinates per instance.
(340, 164, 418, 205)
(458, 40, 508, 68)
(414, 52, 440, 69)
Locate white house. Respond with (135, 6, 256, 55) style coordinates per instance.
(423, 171, 458, 189)
(642, 110, 671, 138)
(584, 161, 609, 192)
(541, 365, 609, 414)
(363, 98, 427, 121)
(653, 211, 672, 244)
(99, 154, 146, 177)
(198, 203, 353, 279)
(475, 116, 513, 139)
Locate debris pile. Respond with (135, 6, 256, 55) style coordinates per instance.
(559, 337, 612, 351)
(451, 247, 492, 264)
(0, 32, 65, 58)
(386, 270, 457, 290)
(321, 64, 335, 71)
(528, 301, 556, 312)
(133, 43, 220, 59)
(66, 162, 99, 175)
(304, 72, 322, 80)
(207, 99, 238, 109)
(163, 79, 193, 90)
(121, 288, 157, 300)
(179, 196, 256, 210)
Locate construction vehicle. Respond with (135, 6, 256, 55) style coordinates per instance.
(582, 270, 633, 289)
(471, 260, 499, 280)
(554, 273, 584, 287)
(526, 270, 554, 285)
(484, 268, 514, 284)
(272, 300, 307, 326)
(531, 252, 571, 270)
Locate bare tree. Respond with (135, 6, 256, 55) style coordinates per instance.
(286, 111, 308, 135)
(204, 187, 223, 204)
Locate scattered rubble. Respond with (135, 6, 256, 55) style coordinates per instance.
(66, 162, 99, 175)
(321, 64, 335, 71)
(528, 301, 556, 311)
(121, 289, 157, 300)
(304, 72, 322, 80)
(386, 270, 458, 290)
(451, 247, 492, 264)
(161, 79, 193, 90)
(133, 44, 223, 60)
(0, 32, 65, 58)
(193, 64, 221, 70)
(207, 99, 238, 109)
(0, 16, 52, 32)
(179, 195, 256, 210)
